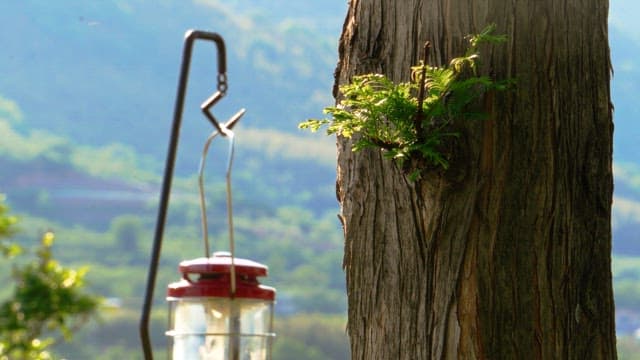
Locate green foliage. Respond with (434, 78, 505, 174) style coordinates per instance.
(300, 24, 511, 178)
(0, 198, 100, 359)
(0, 195, 20, 257)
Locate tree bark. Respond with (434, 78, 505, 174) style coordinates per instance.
(335, 0, 616, 359)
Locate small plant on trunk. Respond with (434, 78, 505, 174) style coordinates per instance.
(300, 25, 512, 180)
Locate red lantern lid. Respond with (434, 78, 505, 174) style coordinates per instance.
(167, 252, 275, 300)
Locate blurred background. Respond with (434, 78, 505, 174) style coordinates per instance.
(0, 0, 638, 358)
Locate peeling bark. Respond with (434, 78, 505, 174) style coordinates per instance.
(335, 0, 616, 359)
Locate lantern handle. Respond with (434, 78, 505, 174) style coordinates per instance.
(140, 30, 238, 360)
(198, 109, 244, 259)
(197, 113, 241, 300)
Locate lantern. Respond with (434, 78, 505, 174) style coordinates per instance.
(167, 252, 275, 359)
(139, 30, 276, 360)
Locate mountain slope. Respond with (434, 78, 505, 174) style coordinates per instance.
(0, 0, 343, 165)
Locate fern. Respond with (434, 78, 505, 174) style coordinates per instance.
(300, 24, 512, 178)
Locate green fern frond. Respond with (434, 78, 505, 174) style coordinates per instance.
(299, 24, 512, 179)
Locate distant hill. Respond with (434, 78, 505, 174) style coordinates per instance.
(0, 0, 343, 165)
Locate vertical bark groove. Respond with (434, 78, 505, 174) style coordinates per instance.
(335, 0, 615, 358)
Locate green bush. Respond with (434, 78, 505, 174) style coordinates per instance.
(0, 196, 100, 359)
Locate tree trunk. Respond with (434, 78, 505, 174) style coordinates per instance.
(334, 0, 616, 359)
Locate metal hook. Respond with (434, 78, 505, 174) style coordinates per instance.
(140, 30, 240, 360)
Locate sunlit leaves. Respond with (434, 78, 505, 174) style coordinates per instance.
(300, 25, 512, 178)
(0, 198, 99, 359)
(466, 23, 507, 49)
(0, 195, 19, 257)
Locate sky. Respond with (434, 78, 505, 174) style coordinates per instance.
(610, 0, 640, 41)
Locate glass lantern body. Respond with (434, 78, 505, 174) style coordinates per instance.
(166, 253, 275, 360)
(168, 297, 274, 359)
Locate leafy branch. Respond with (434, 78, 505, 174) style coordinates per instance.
(300, 24, 512, 180)
(0, 196, 100, 360)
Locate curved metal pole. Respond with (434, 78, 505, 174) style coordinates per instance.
(139, 29, 230, 360)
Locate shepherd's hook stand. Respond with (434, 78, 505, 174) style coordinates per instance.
(139, 30, 245, 360)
